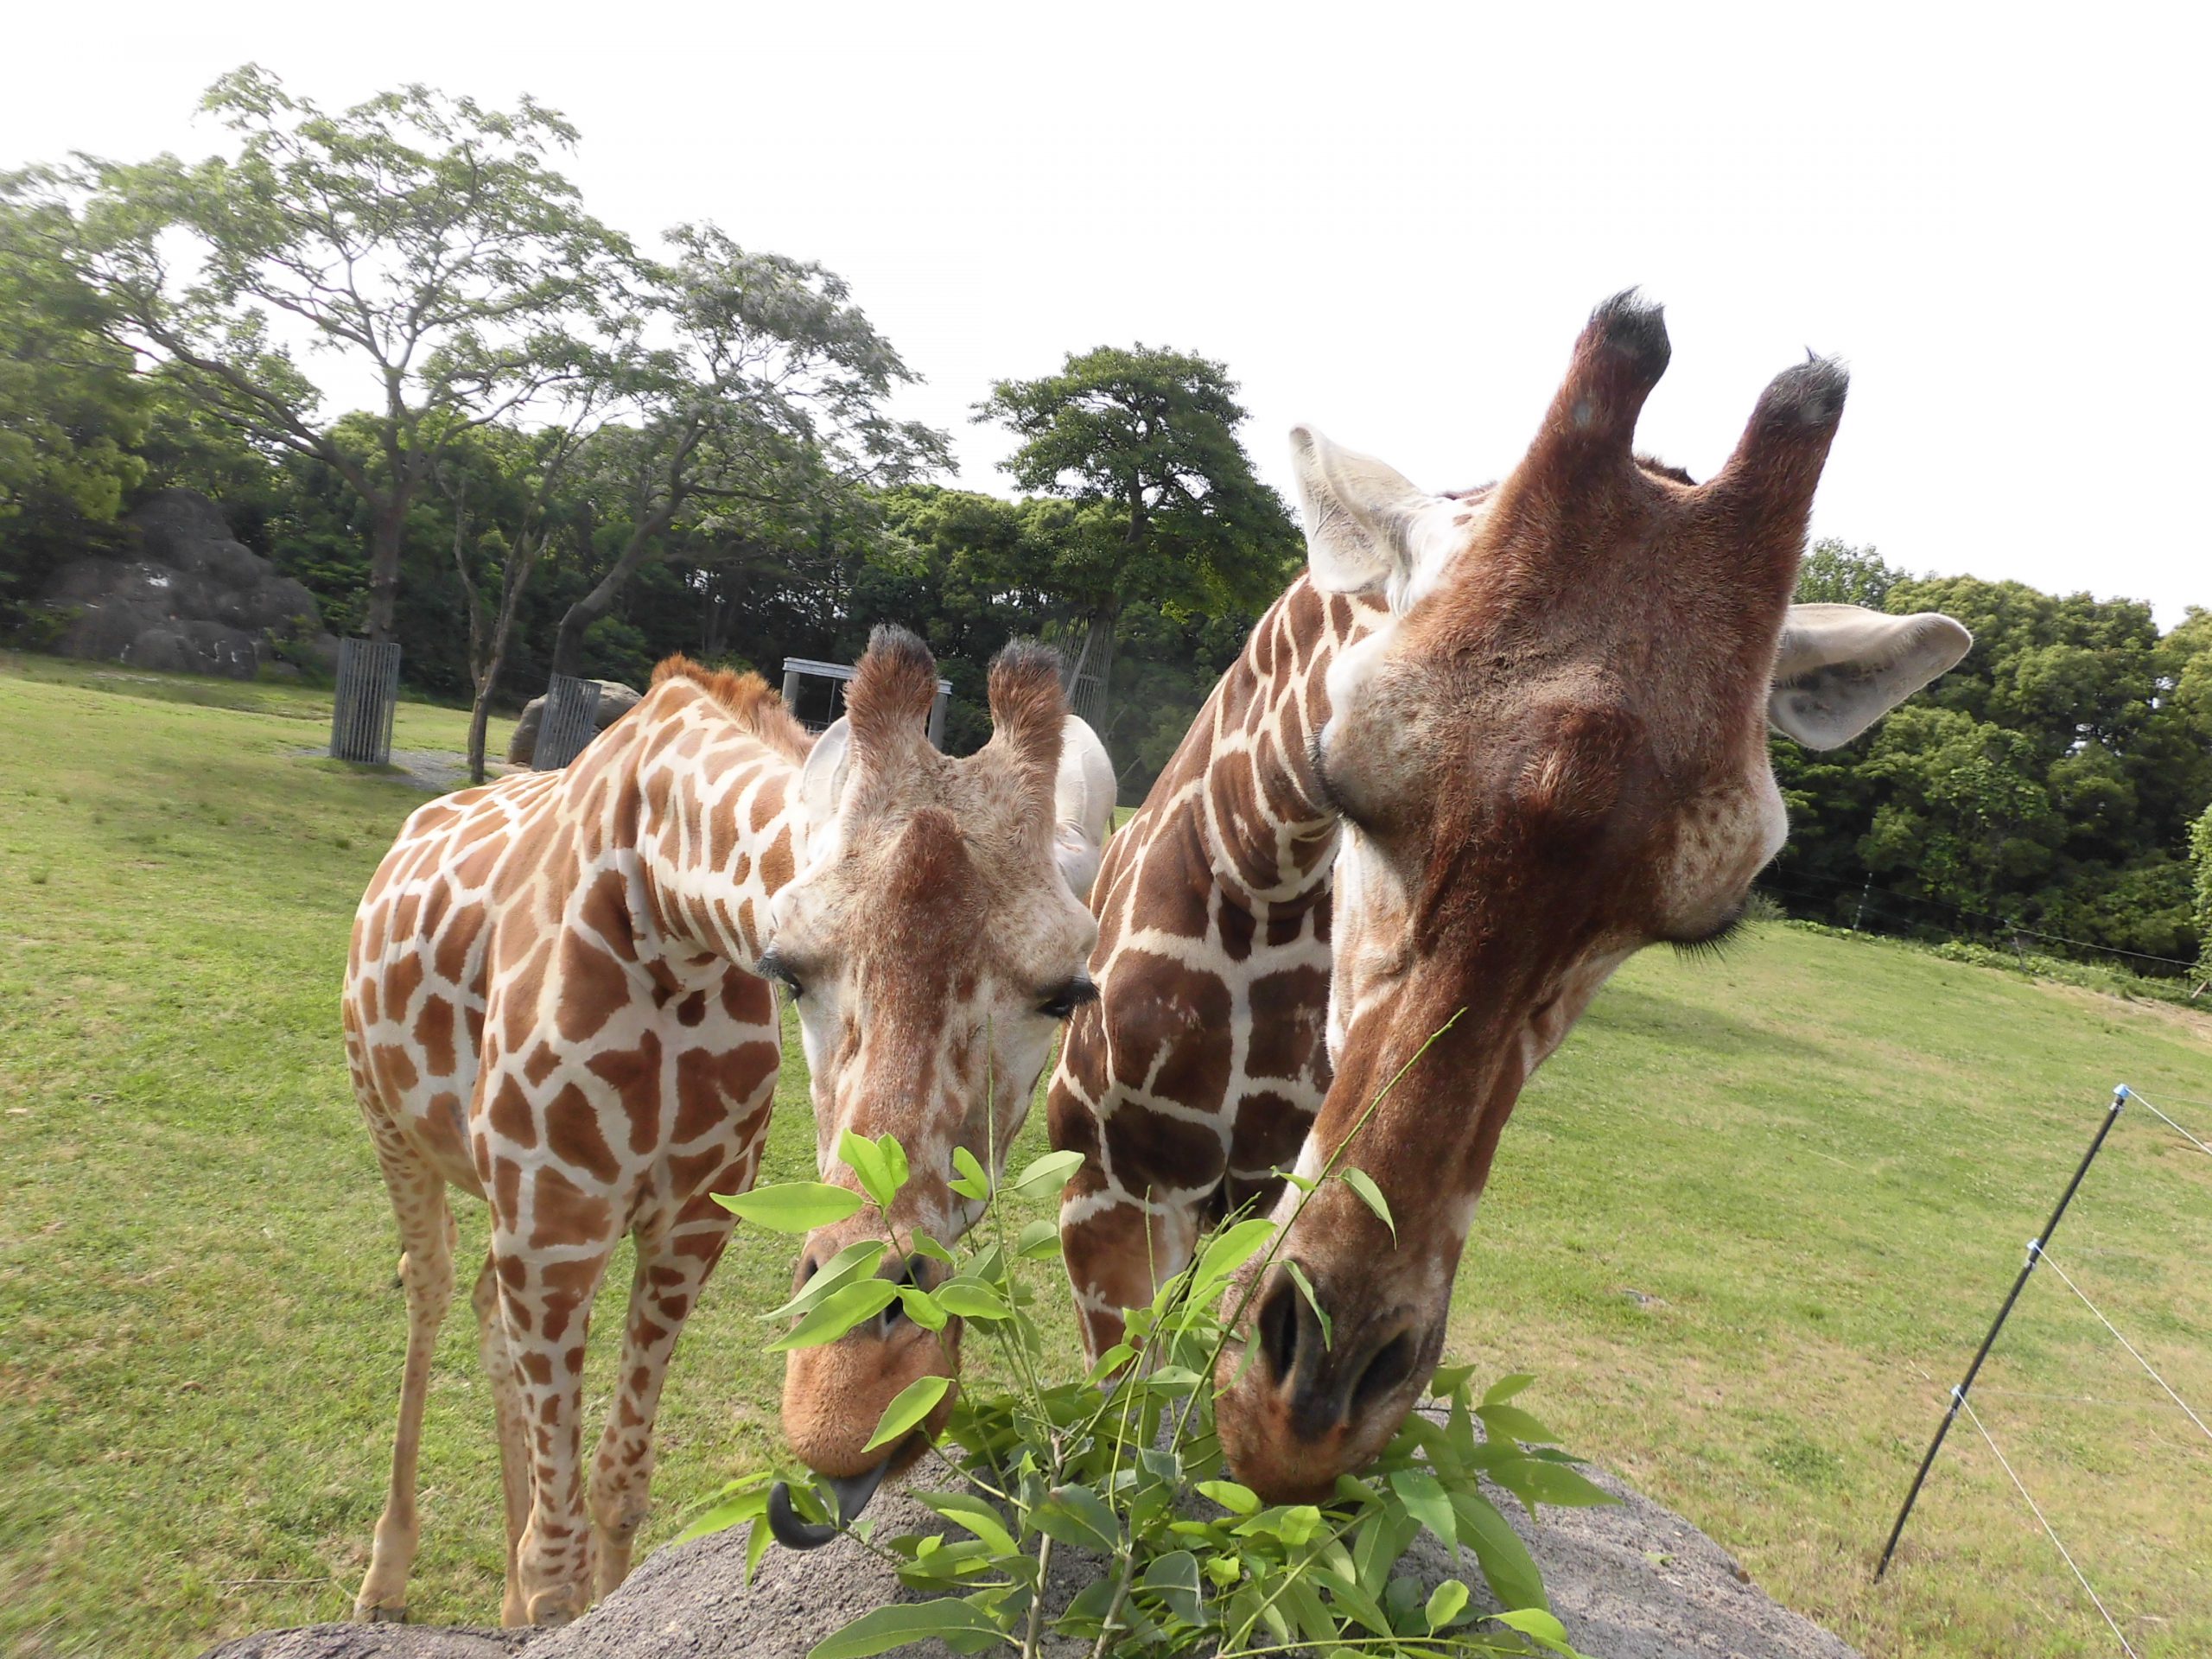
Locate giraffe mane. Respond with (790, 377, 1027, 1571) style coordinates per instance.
(650, 654, 814, 765)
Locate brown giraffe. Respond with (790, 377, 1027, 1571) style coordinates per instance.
(344, 628, 1110, 1623)
(1046, 293, 1973, 1502)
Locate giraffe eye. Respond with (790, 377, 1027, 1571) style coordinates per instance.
(1037, 977, 1098, 1020)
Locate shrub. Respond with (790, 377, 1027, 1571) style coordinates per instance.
(689, 1092, 1602, 1658)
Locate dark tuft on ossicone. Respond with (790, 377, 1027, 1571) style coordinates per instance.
(1589, 288, 1672, 380)
(1754, 354, 1850, 430)
(846, 625, 940, 757)
(985, 639, 1068, 781)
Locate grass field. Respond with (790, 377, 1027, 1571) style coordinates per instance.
(3, 655, 2209, 1659)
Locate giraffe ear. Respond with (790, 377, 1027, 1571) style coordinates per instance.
(797, 716, 855, 858)
(1052, 715, 1116, 904)
(1291, 426, 1432, 600)
(1768, 605, 1974, 749)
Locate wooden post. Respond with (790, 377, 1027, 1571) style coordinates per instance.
(534, 675, 603, 770)
(329, 638, 402, 766)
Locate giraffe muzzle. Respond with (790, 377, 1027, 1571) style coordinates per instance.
(765, 1457, 893, 1551)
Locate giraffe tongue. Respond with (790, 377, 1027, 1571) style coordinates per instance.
(766, 1459, 892, 1552)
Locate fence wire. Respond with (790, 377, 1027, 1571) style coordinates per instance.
(1956, 1394, 2139, 1657)
(2126, 1090, 2212, 1160)
(2035, 1248, 2212, 1447)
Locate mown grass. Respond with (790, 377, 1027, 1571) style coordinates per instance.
(2, 656, 2208, 1659)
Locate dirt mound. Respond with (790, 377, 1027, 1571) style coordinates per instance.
(45, 489, 337, 680)
(201, 1456, 1857, 1659)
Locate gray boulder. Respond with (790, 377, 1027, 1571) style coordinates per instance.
(506, 681, 644, 766)
(200, 1450, 1857, 1659)
(43, 488, 332, 681)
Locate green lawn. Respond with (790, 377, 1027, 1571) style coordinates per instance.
(2, 656, 2208, 1659)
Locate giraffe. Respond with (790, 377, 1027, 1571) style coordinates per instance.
(1046, 293, 1973, 1502)
(344, 626, 1111, 1624)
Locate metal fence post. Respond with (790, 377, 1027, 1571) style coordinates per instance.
(329, 638, 402, 765)
(533, 675, 603, 770)
(1873, 1085, 2130, 1580)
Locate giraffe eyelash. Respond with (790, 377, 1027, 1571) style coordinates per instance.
(1668, 905, 1750, 965)
(757, 950, 805, 999)
(1038, 978, 1099, 1020)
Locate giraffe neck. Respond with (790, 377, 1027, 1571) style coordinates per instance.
(628, 685, 810, 971)
(1197, 576, 1387, 908)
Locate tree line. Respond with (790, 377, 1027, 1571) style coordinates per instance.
(2, 68, 2207, 978)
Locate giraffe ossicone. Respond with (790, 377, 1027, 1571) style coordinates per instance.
(345, 626, 1112, 1624)
(1047, 291, 1973, 1505)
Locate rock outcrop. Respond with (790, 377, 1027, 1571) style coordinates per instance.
(44, 489, 337, 680)
(201, 1455, 1858, 1659)
(505, 681, 643, 766)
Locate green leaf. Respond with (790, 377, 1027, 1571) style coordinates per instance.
(671, 1485, 767, 1545)
(1426, 1579, 1471, 1631)
(1015, 1217, 1062, 1261)
(808, 1598, 1003, 1659)
(1283, 1259, 1332, 1349)
(1492, 1457, 1617, 1510)
(933, 1280, 1012, 1321)
(1033, 1484, 1119, 1553)
(1342, 1167, 1395, 1242)
(1136, 1549, 1203, 1626)
(877, 1131, 910, 1194)
(1198, 1478, 1261, 1516)
(714, 1182, 862, 1233)
(1086, 1342, 1136, 1383)
(837, 1128, 899, 1212)
(1429, 1362, 1481, 1400)
(1389, 1468, 1456, 1550)
(863, 1374, 950, 1452)
(896, 1286, 948, 1332)
(1008, 1148, 1084, 1196)
(769, 1279, 897, 1351)
(908, 1230, 955, 1266)
(760, 1240, 887, 1322)
(1482, 1370, 1537, 1406)
(1478, 1402, 1562, 1446)
(1191, 1217, 1275, 1295)
(1489, 1606, 1578, 1656)
(949, 1146, 991, 1202)
(1452, 1489, 1548, 1614)
(744, 1511, 772, 1586)
(920, 1493, 1015, 1557)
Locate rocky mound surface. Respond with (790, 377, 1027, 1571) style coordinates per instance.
(507, 680, 643, 766)
(44, 488, 336, 680)
(201, 1456, 1858, 1659)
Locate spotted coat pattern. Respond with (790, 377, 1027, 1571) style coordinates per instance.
(344, 667, 809, 1626)
(1046, 575, 1386, 1353)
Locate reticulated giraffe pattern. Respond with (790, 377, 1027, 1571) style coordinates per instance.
(345, 659, 810, 1626)
(1046, 574, 1388, 1353)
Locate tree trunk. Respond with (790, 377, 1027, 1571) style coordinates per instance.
(550, 524, 661, 678)
(365, 493, 410, 644)
(467, 537, 544, 785)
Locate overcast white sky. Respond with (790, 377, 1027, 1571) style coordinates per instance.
(8, 1, 2205, 624)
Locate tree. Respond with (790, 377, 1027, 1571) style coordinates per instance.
(1795, 537, 1904, 608)
(2192, 801, 2212, 990)
(7, 65, 625, 642)
(543, 225, 947, 681)
(977, 345, 1301, 649)
(0, 195, 150, 633)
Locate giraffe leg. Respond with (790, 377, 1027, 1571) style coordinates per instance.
(471, 1251, 534, 1629)
(355, 1147, 459, 1624)
(500, 1237, 615, 1625)
(586, 1198, 735, 1598)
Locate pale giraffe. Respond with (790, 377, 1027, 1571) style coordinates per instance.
(345, 628, 1111, 1623)
(1046, 294, 1972, 1502)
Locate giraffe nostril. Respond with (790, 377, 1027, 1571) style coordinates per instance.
(1256, 1277, 1300, 1386)
(797, 1254, 821, 1287)
(1351, 1330, 1418, 1414)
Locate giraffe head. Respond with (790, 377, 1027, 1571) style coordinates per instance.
(762, 627, 1113, 1501)
(1212, 293, 1971, 1500)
